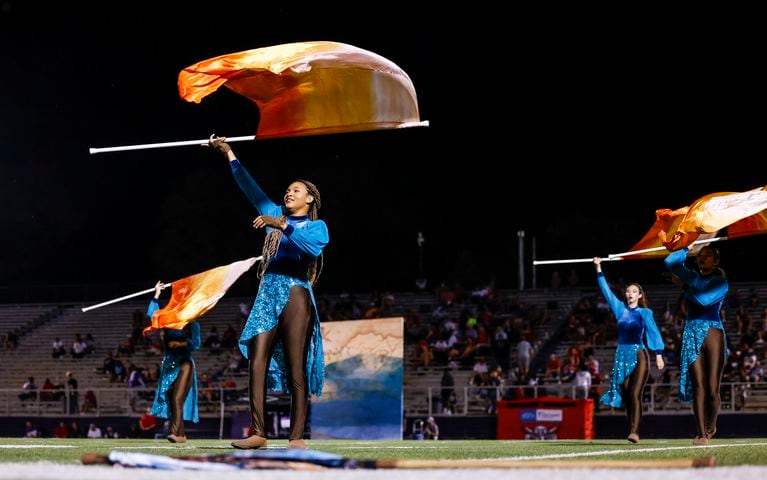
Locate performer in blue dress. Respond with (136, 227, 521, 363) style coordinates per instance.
(593, 258, 665, 444)
(664, 245, 728, 446)
(209, 136, 328, 450)
(147, 280, 201, 443)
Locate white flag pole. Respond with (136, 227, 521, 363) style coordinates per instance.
(89, 135, 256, 155)
(81, 256, 264, 312)
(81, 285, 167, 312)
(607, 236, 728, 259)
(533, 257, 623, 266)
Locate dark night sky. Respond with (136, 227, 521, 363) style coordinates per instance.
(1, 3, 764, 298)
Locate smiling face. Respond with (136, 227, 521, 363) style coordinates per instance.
(283, 181, 313, 216)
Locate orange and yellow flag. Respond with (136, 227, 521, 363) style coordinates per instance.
(660, 186, 767, 251)
(143, 257, 258, 334)
(178, 41, 423, 139)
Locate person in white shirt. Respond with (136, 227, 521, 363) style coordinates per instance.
(87, 423, 102, 439)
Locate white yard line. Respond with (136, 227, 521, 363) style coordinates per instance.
(498, 442, 767, 461)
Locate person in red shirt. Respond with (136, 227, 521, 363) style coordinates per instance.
(139, 407, 158, 438)
(53, 421, 69, 438)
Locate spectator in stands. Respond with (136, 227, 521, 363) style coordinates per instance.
(423, 416, 439, 440)
(545, 354, 562, 381)
(125, 423, 141, 438)
(665, 245, 728, 446)
(516, 336, 532, 379)
(104, 425, 119, 439)
(198, 373, 216, 405)
(146, 281, 201, 444)
(209, 135, 328, 451)
(23, 420, 40, 438)
(53, 421, 70, 438)
(112, 358, 127, 382)
(84, 333, 96, 355)
(82, 390, 98, 413)
(68, 421, 83, 438)
(52, 337, 66, 359)
(65, 371, 79, 414)
(40, 377, 56, 401)
(127, 363, 147, 409)
(19, 376, 37, 401)
(574, 361, 592, 399)
(139, 406, 158, 438)
(594, 257, 665, 444)
(70, 334, 87, 359)
(100, 352, 116, 379)
(86, 423, 102, 439)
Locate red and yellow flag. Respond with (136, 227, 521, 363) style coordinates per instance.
(143, 257, 258, 334)
(660, 186, 767, 251)
(178, 41, 423, 139)
(614, 186, 767, 258)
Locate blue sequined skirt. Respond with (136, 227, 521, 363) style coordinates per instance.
(600, 344, 644, 408)
(239, 272, 325, 397)
(679, 319, 724, 402)
(150, 353, 198, 423)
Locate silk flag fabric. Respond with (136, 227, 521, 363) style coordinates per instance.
(143, 257, 258, 334)
(621, 207, 715, 259)
(660, 186, 767, 251)
(178, 41, 422, 139)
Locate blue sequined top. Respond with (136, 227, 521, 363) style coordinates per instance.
(230, 159, 328, 397)
(597, 273, 664, 353)
(147, 298, 201, 422)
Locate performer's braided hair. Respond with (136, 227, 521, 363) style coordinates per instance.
(258, 179, 323, 286)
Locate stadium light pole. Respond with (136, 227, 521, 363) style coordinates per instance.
(517, 230, 525, 290)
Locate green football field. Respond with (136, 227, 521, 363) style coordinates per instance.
(1, 438, 766, 467)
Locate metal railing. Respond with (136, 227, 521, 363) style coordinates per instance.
(404, 381, 762, 416)
(0, 386, 250, 418)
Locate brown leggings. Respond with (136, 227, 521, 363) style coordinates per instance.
(689, 328, 725, 438)
(621, 349, 649, 435)
(168, 360, 194, 436)
(248, 285, 313, 440)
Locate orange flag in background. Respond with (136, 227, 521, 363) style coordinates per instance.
(178, 41, 424, 139)
(143, 257, 258, 334)
(660, 186, 767, 251)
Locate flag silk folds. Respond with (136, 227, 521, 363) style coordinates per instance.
(143, 257, 258, 334)
(178, 41, 422, 139)
(624, 207, 690, 259)
(660, 186, 767, 251)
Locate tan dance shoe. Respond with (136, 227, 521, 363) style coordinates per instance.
(167, 434, 187, 443)
(288, 439, 307, 450)
(231, 435, 268, 449)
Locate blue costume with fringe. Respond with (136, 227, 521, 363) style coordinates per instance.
(596, 273, 664, 408)
(147, 299, 201, 423)
(231, 159, 328, 397)
(664, 248, 728, 402)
